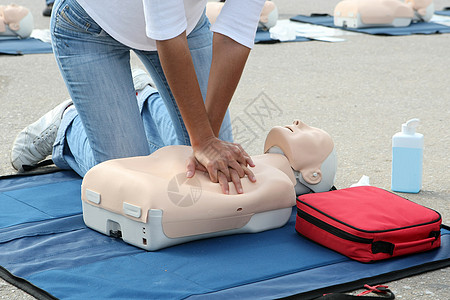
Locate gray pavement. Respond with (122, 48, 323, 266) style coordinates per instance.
(1, 0, 449, 299)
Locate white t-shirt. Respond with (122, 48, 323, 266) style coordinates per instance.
(76, 0, 265, 51)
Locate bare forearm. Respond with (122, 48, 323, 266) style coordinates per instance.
(157, 31, 255, 194)
(156, 32, 215, 147)
(206, 33, 251, 136)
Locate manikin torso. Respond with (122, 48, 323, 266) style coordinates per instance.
(82, 146, 297, 237)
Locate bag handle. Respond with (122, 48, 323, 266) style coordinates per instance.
(372, 233, 439, 256)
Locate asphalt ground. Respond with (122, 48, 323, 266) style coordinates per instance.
(1, 0, 449, 299)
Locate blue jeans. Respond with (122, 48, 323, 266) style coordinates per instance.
(50, 0, 233, 176)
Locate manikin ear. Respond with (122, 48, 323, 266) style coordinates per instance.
(260, 14, 269, 23)
(9, 22, 20, 31)
(417, 7, 427, 16)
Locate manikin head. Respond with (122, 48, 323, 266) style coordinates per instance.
(0, 4, 34, 38)
(264, 120, 337, 195)
(405, 0, 434, 22)
(206, 1, 278, 30)
(258, 1, 278, 30)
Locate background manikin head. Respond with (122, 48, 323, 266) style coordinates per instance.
(258, 1, 278, 30)
(206, 1, 278, 30)
(264, 120, 337, 195)
(0, 4, 34, 38)
(405, 0, 435, 22)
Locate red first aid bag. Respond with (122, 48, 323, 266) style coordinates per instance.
(296, 186, 441, 262)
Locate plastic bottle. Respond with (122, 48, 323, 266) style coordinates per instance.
(391, 118, 424, 193)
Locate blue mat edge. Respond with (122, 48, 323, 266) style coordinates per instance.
(0, 266, 57, 300)
(188, 253, 450, 300)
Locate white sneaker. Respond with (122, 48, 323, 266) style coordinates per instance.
(132, 68, 155, 91)
(10, 99, 73, 171)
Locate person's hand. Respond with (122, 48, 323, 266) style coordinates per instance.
(186, 137, 256, 194)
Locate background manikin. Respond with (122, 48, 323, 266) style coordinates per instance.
(334, 0, 435, 28)
(0, 4, 33, 38)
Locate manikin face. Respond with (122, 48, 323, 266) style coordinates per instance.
(0, 4, 29, 32)
(264, 120, 334, 185)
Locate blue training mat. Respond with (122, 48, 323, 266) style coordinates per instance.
(290, 13, 450, 35)
(435, 9, 450, 17)
(0, 37, 53, 55)
(0, 171, 449, 300)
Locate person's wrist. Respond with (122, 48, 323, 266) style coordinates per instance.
(191, 132, 216, 150)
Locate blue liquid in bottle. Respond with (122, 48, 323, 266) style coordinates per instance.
(391, 147, 423, 193)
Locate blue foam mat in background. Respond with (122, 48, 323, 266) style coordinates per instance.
(435, 9, 450, 17)
(290, 13, 450, 35)
(0, 37, 53, 55)
(0, 171, 449, 299)
(2, 11, 449, 55)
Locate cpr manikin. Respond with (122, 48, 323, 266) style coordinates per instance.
(0, 4, 33, 38)
(81, 120, 337, 251)
(206, 1, 278, 30)
(333, 0, 434, 29)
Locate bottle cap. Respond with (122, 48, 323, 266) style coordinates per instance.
(402, 118, 420, 135)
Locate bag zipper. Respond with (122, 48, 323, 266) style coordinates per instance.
(297, 209, 373, 244)
(297, 197, 441, 234)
